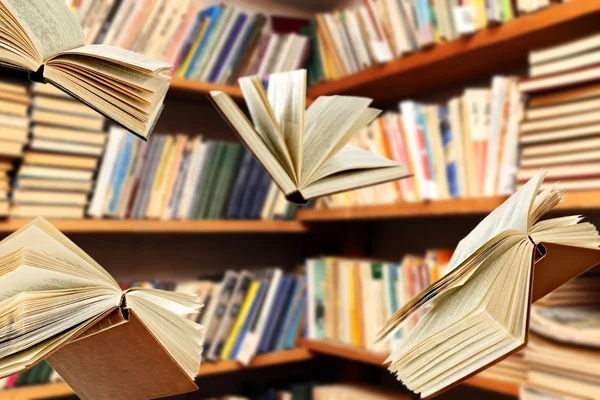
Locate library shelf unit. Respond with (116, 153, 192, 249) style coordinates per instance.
(296, 190, 600, 221)
(0, 382, 73, 400)
(0, 219, 308, 234)
(162, 1, 600, 108)
(305, 0, 600, 105)
(299, 339, 520, 398)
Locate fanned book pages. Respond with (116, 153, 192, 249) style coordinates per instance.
(378, 170, 600, 399)
(209, 69, 411, 204)
(0, 0, 171, 139)
(0, 217, 203, 399)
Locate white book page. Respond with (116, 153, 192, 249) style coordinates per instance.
(445, 170, 545, 274)
(53, 44, 172, 74)
(239, 76, 295, 178)
(302, 145, 400, 188)
(267, 70, 306, 179)
(1, 0, 84, 61)
(301, 96, 372, 184)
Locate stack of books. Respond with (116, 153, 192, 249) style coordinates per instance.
(304, 250, 452, 352)
(0, 361, 62, 390)
(519, 33, 600, 192)
(479, 351, 528, 386)
(214, 383, 410, 400)
(322, 76, 521, 208)
(88, 131, 298, 220)
(123, 268, 305, 364)
(11, 84, 107, 219)
(0, 81, 30, 216)
(305, 1, 552, 84)
(65, 1, 309, 85)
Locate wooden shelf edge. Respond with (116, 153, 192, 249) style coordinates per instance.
(169, 79, 243, 101)
(299, 339, 519, 397)
(306, 0, 600, 104)
(0, 219, 308, 233)
(199, 348, 314, 376)
(297, 190, 600, 221)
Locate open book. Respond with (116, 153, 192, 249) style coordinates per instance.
(378, 170, 600, 399)
(0, 217, 203, 399)
(209, 70, 410, 204)
(0, 0, 171, 139)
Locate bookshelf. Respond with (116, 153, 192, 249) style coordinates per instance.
(297, 190, 600, 221)
(0, 382, 74, 400)
(299, 339, 520, 397)
(0, 219, 308, 234)
(169, 79, 243, 102)
(306, 0, 600, 105)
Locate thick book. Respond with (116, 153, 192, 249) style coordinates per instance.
(209, 69, 410, 204)
(0, 217, 203, 399)
(0, 0, 171, 139)
(379, 170, 600, 399)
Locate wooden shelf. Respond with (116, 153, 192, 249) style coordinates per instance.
(299, 339, 519, 397)
(297, 190, 600, 221)
(198, 348, 314, 376)
(0, 219, 308, 234)
(169, 78, 243, 101)
(306, 0, 600, 105)
(0, 382, 73, 400)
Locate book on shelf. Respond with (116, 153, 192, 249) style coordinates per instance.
(379, 170, 600, 398)
(11, 88, 108, 220)
(0, 80, 30, 218)
(518, 33, 600, 192)
(522, 333, 600, 399)
(0, 361, 63, 391)
(211, 69, 410, 204)
(0, 0, 171, 138)
(87, 129, 299, 220)
(0, 217, 203, 399)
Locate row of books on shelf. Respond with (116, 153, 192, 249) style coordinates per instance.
(87, 131, 299, 221)
(321, 76, 521, 208)
(0, 361, 62, 390)
(206, 383, 409, 400)
(518, 33, 600, 193)
(133, 268, 307, 364)
(65, 0, 309, 86)
(306, 0, 547, 83)
(0, 79, 299, 220)
(481, 270, 600, 400)
(304, 251, 452, 352)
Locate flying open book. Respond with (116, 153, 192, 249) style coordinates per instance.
(0, 0, 171, 139)
(378, 170, 600, 399)
(209, 70, 410, 204)
(0, 217, 203, 399)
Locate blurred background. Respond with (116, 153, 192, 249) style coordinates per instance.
(0, 0, 599, 399)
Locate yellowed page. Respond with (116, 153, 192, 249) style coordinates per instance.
(301, 96, 372, 183)
(53, 44, 172, 74)
(1, 0, 84, 60)
(267, 69, 306, 179)
(444, 169, 545, 274)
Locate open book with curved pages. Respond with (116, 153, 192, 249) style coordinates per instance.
(378, 170, 600, 399)
(0, 217, 203, 399)
(0, 0, 171, 139)
(209, 69, 411, 204)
